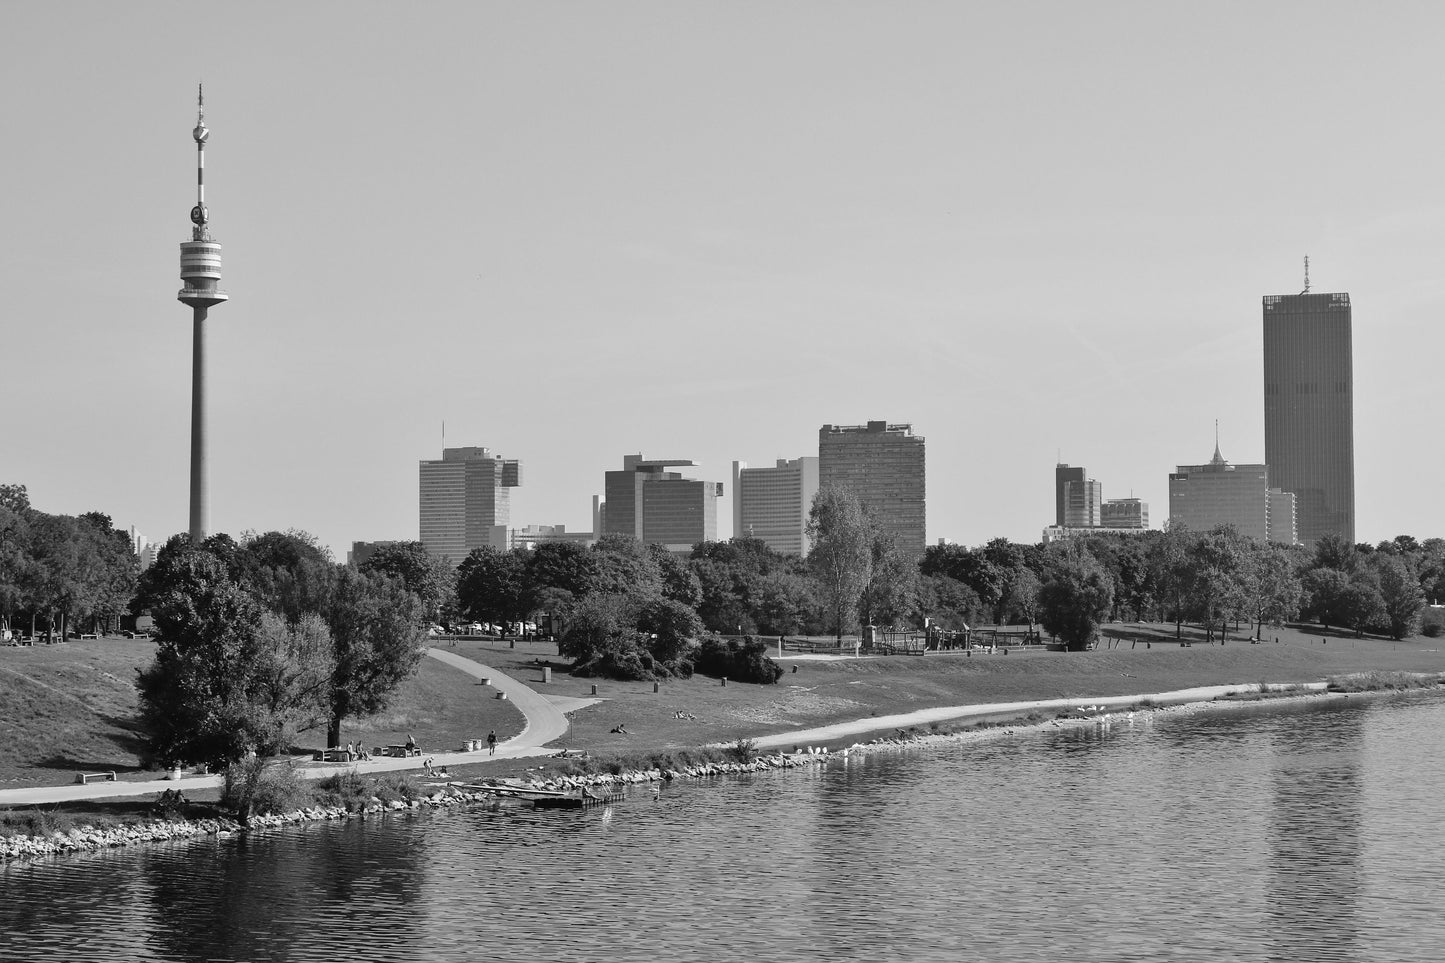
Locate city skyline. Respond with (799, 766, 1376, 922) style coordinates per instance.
(4, 5, 1444, 557)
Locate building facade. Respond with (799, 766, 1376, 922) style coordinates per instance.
(732, 457, 820, 555)
(508, 525, 593, 551)
(1100, 497, 1148, 530)
(1263, 291, 1355, 545)
(818, 422, 926, 554)
(1055, 464, 1085, 527)
(601, 455, 722, 552)
(1167, 445, 1296, 544)
(419, 447, 522, 565)
(348, 540, 401, 567)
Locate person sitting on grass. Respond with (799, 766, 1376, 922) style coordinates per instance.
(610, 723, 628, 735)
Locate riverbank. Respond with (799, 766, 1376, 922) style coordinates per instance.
(6, 670, 1441, 865)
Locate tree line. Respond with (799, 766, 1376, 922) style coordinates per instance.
(0, 484, 138, 640)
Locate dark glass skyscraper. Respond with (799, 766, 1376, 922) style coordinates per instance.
(1262, 292, 1355, 546)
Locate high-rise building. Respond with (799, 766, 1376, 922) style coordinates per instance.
(419, 447, 522, 565)
(1100, 497, 1148, 530)
(177, 86, 229, 542)
(818, 421, 926, 554)
(1167, 444, 1296, 544)
(601, 455, 722, 552)
(1063, 478, 1103, 528)
(1055, 464, 1085, 527)
(1263, 289, 1355, 545)
(733, 457, 820, 555)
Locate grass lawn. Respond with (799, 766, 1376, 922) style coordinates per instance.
(439, 622, 1445, 759)
(0, 636, 525, 788)
(4, 624, 1443, 793)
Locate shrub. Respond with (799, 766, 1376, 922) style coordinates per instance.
(222, 757, 309, 823)
(313, 769, 371, 812)
(726, 738, 758, 763)
(372, 774, 421, 805)
(693, 636, 784, 684)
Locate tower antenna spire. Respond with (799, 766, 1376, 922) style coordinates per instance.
(178, 86, 228, 542)
(1303, 255, 1310, 295)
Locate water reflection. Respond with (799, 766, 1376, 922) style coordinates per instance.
(4, 693, 1445, 962)
(1266, 708, 1364, 962)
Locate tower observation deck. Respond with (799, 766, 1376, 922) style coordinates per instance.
(178, 86, 228, 541)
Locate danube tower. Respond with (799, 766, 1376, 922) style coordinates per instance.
(177, 86, 228, 542)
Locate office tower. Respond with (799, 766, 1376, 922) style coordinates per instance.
(419, 447, 522, 564)
(1263, 288, 1355, 545)
(818, 421, 926, 554)
(177, 86, 229, 541)
(1168, 444, 1296, 543)
(1101, 498, 1148, 530)
(733, 457, 820, 555)
(1055, 464, 1085, 527)
(602, 455, 722, 552)
(1063, 478, 1103, 528)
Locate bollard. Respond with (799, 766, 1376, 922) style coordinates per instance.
(496, 691, 508, 700)
(721, 677, 728, 687)
(591, 684, 598, 695)
(480, 677, 491, 686)
(542, 666, 552, 683)
(653, 681, 660, 693)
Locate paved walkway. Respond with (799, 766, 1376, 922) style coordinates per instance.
(749, 682, 1328, 750)
(0, 649, 570, 807)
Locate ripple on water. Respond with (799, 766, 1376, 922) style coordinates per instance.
(4, 692, 1445, 962)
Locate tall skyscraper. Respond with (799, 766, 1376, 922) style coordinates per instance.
(1167, 444, 1296, 544)
(419, 447, 522, 565)
(602, 455, 722, 552)
(177, 86, 228, 542)
(1263, 288, 1355, 545)
(1055, 464, 1085, 527)
(818, 421, 926, 554)
(1056, 464, 1102, 527)
(733, 457, 820, 555)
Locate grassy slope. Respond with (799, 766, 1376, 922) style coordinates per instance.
(4, 624, 1442, 790)
(442, 623, 1445, 757)
(0, 637, 525, 787)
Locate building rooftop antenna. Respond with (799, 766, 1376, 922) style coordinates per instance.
(1302, 255, 1310, 295)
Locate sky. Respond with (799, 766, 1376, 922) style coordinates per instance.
(3, 2, 1443, 558)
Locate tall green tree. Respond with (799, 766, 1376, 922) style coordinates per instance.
(1373, 554, 1424, 640)
(323, 568, 426, 747)
(1037, 542, 1114, 650)
(455, 546, 533, 625)
(806, 486, 873, 644)
(357, 540, 453, 614)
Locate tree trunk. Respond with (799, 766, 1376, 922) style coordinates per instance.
(327, 716, 342, 750)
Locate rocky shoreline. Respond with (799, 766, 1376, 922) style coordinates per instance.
(2, 682, 1423, 866)
(0, 751, 834, 864)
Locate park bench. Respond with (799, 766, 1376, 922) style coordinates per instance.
(75, 771, 117, 785)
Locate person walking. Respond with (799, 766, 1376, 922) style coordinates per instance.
(487, 730, 497, 755)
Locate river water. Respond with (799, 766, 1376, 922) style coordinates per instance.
(3, 691, 1443, 962)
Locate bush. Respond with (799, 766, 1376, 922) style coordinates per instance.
(1420, 609, 1445, 638)
(313, 769, 371, 812)
(693, 636, 784, 684)
(726, 738, 758, 763)
(372, 774, 420, 805)
(222, 757, 309, 823)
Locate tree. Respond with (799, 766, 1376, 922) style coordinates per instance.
(454, 546, 533, 626)
(1185, 526, 1250, 642)
(250, 612, 335, 752)
(806, 487, 873, 644)
(135, 552, 272, 768)
(636, 596, 703, 665)
(323, 568, 426, 747)
(649, 543, 703, 609)
(1037, 543, 1114, 650)
(1373, 554, 1424, 640)
(1242, 543, 1302, 638)
(859, 532, 919, 629)
(357, 541, 452, 613)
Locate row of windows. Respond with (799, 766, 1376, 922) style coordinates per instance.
(1264, 382, 1350, 395)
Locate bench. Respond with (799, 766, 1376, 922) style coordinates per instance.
(383, 745, 422, 757)
(75, 771, 117, 785)
(316, 748, 356, 763)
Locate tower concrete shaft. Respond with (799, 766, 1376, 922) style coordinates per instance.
(178, 86, 228, 542)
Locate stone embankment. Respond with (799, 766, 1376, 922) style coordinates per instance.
(0, 752, 833, 864)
